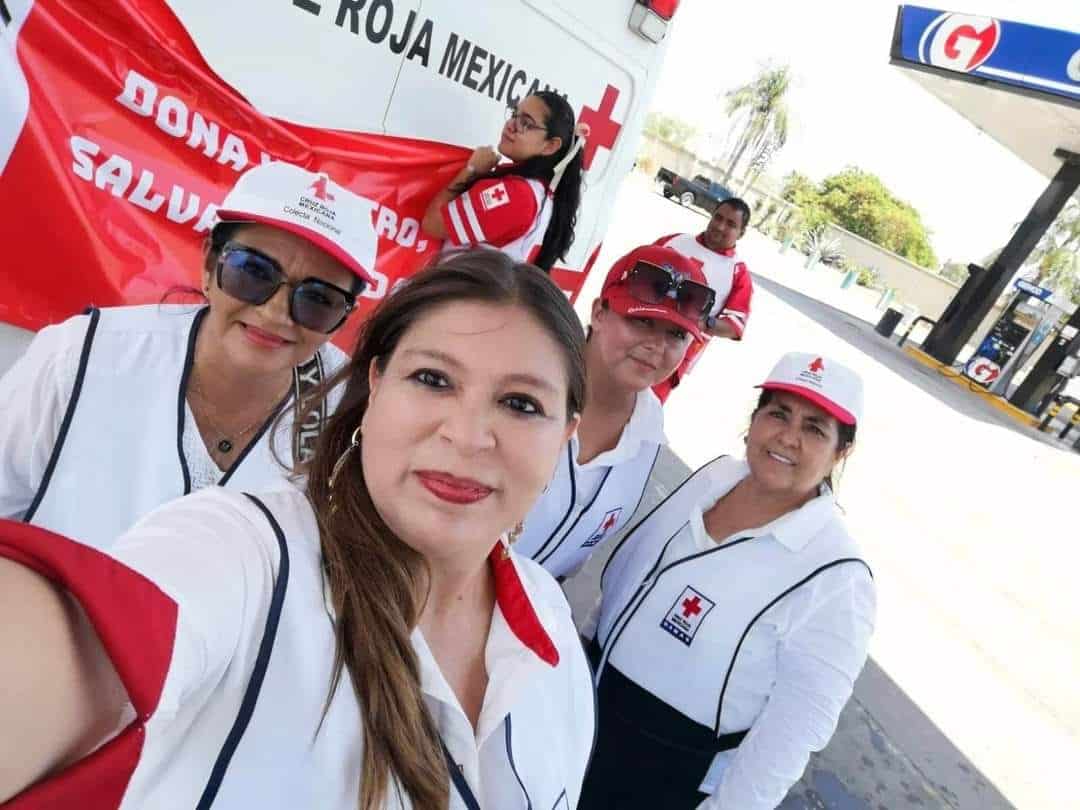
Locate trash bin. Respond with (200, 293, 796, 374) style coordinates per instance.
(875, 307, 904, 338)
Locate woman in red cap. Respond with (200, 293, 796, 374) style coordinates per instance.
(0, 161, 377, 553)
(579, 352, 876, 809)
(512, 244, 715, 579)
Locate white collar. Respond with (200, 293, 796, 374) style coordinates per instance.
(573, 388, 667, 472)
(412, 541, 565, 743)
(690, 457, 838, 553)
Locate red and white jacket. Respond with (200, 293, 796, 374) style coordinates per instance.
(652, 233, 753, 338)
(441, 176, 552, 265)
(651, 233, 754, 402)
(0, 488, 594, 810)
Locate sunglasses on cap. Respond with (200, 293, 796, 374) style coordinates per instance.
(215, 243, 361, 334)
(623, 261, 716, 321)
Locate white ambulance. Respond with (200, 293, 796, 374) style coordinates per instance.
(0, 0, 682, 369)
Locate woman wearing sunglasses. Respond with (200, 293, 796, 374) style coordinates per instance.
(0, 251, 594, 810)
(513, 245, 714, 580)
(0, 161, 376, 552)
(578, 353, 876, 809)
(421, 91, 587, 271)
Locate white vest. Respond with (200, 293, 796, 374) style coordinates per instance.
(594, 456, 869, 733)
(515, 439, 660, 579)
(25, 304, 343, 551)
(514, 390, 666, 579)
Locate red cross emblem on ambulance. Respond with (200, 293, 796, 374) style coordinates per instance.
(578, 84, 624, 170)
(582, 507, 622, 548)
(660, 586, 715, 646)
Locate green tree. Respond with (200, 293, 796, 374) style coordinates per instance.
(643, 112, 697, 149)
(781, 167, 938, 268)
(1027, 200, 1080, 305)
(721, 65, 792, 189)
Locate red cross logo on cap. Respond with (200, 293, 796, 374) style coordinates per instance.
(809, 357, 825, 373)
(308, 175, 335, 202)
(491, 186, 507, 203)
(681, 595, 703, 618)
(578, 84, 623, 170)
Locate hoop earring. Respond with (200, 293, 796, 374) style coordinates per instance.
(328, 425, 362, 492)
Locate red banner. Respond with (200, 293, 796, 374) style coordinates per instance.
(1, 1, 594, 339)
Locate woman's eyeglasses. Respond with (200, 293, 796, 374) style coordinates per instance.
(215, 243, 361, 334)
(504, 106, 547, 134)
(623, 261, 716, 321)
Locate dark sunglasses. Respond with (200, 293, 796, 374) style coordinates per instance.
(215, 243, 361, 334)
(623, 260, 716, 321)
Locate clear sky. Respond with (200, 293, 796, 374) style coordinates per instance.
(650, 1, 1080, 264)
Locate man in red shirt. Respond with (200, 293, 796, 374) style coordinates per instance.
(651, 197, 754, 402)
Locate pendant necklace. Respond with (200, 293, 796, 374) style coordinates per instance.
(187, 377, 280, 454)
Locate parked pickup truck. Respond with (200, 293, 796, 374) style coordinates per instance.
(655, 169, 734, 212)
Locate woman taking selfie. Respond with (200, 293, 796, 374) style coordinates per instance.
(514, 244, 714, 579)
(0, 250, 595, 810)
(580, 352, 876, 809)
(422, 91, 587, 270)
(0, 161, 376, 551)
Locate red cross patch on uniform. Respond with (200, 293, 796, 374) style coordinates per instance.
(660, 586, 715, 646)
(480, 181, 511, 211)
(582, 507, 623, 548)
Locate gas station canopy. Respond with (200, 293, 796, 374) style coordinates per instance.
(890, 5, 1080, 179)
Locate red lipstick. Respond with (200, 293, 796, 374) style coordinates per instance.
(416, 471, 494, 505)
(242, 323, 291, 349)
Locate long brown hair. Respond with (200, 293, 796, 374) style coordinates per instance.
(301, 248, 586, 809)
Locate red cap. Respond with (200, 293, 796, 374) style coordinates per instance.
(601, 245, 712, 342)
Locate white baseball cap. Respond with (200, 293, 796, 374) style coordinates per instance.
(758, 352, 864, 426)
(215, 161, 378, 287)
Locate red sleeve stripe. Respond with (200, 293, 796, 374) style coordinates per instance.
(459, 193, 488, 243)
(0, 519, 179, 809)
(445, 198, 474, 245)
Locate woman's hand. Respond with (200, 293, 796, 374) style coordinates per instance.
(467, 146, 500, 175)
(422, 146, 501, 239)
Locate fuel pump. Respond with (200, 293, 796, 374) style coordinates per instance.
(962, 279, 1052, 388)
(1011, 302, 1080, 414)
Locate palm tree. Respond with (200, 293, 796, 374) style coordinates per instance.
(720, 65, 792, 189)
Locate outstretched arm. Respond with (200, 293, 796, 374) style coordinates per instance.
(0, 558, 126, 802)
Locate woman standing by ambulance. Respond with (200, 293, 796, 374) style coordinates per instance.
(421, 91, 587, 270)
(0, 251, 594, 809)
(580, 352, 876, 809)
(514, 244, 715, 579)
(0, 161, 376, 551)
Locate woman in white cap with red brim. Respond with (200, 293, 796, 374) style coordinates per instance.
(0, 161, 378, 552)
(579, 352, 877, 809)
(513, 244, 715, 580)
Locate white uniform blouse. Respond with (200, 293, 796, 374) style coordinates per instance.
(0, 487, 595, 809)
(589, 457, 875, 809)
